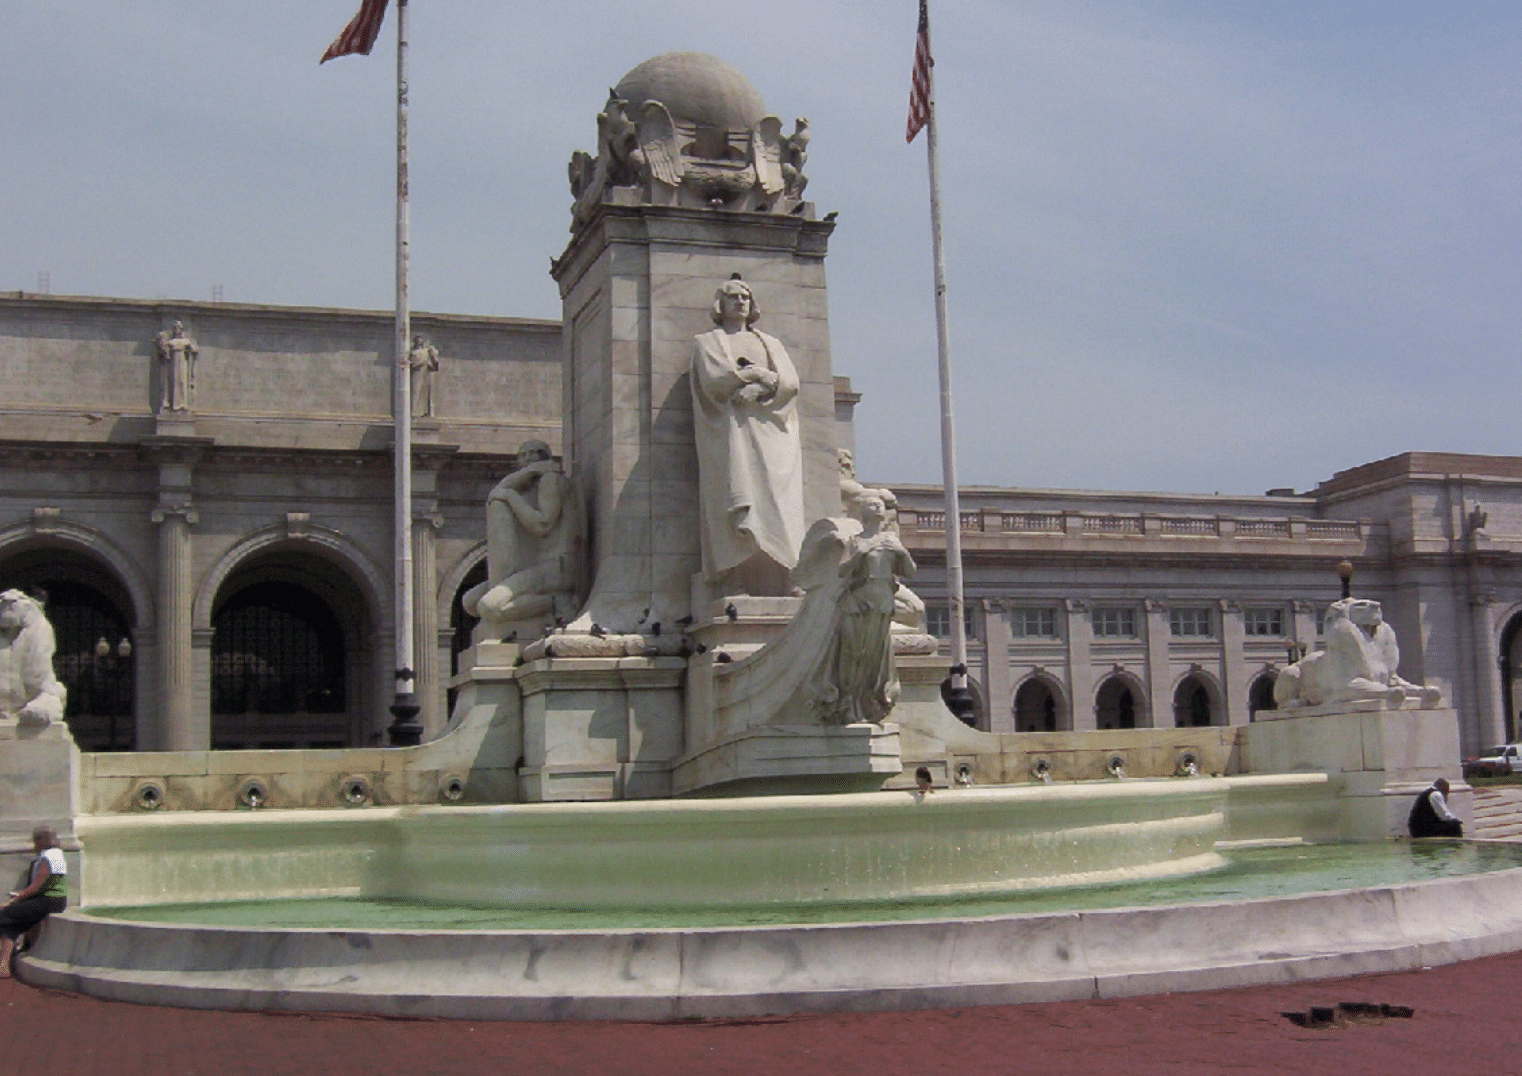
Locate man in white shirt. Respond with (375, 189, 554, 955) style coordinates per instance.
(1408, 777, 1464, 838)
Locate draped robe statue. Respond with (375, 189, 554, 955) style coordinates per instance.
(690, 277, 805, 594)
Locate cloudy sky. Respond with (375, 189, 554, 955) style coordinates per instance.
(6, 1, 1520, 495)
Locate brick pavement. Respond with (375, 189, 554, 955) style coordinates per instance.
(3, 950, 1520, 1076)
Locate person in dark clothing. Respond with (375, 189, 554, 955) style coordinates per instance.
(1409, 777, 1464, 838)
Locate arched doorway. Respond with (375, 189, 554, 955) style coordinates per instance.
(1013, 676, 1067, 732)
(1248, 672, 1277, 721)
(446, 558, 488, 719)
(0, 548, 137, 751)
(940, 674, 987, 729)
(1172, 674, 1216, 727)
(210, 551, 373, 750)
(1502, 612, 1522, 745)
(1095, 675, 1145, 730)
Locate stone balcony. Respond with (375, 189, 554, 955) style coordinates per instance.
(896, 505, 1376, 561)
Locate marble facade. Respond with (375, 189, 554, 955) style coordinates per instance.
(890, 454, 1522, 756)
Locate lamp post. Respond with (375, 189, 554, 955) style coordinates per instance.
(93, 635, 133, 750)
(1337, 560, 1354, 600)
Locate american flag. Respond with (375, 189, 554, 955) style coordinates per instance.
(320, 0, 390, 64)
(905, 0, 932, 143)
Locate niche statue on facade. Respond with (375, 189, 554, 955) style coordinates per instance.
(462, 441, 580, 642)
(691, 276, 805, 596)
(0, 590, 67, 727)
(155, 320, 199, 412)
(407, 333, 440, 419)
(1273, 597, 1444, 710)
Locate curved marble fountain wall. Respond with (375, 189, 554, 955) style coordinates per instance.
(75, 780, 1229, 910)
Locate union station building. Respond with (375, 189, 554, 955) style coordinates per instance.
(3, 290, 1521, 757)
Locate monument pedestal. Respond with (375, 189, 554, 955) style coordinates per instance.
(516, 655, 686, 802)
(1246, 702, 1469, 839)
(0, 721, 80, 883)
(671, 721, 902, 797)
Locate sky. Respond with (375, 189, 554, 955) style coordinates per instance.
(5, 1, 1520, 496)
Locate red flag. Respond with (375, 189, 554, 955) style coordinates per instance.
(320, 0, 390, 63)
(906, 0, 932, 142)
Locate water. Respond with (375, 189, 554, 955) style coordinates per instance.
(87, 840, 1522, 932)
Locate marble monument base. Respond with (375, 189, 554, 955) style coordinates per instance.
(0, 720, 81, 886)
(670, 721, 902, 797)
(515, 654, 686, 802)
(1246, 702, 1468, 840)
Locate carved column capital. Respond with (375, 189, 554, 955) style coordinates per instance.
(1144, 598, 1169, 614)
(1064, 598, 1090, 614)
(150, 506, 198, 526)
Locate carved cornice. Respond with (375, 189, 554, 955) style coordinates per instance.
(138, 435, 215, 467)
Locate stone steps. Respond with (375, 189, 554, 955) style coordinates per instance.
(1471, 788, 1522, 839)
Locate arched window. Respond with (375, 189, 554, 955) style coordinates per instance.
(1173, 677, 1214, 727)
(1096, 676, 1142, 729)
(1248, 673, 1277, 721)
(0, 550, 137, 751)
(1014, 677, 1065, 732)
(212, 580, 347, 749)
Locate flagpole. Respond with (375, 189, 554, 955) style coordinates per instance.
(387, 0, 422, 745)
(920, 4, 975, 725)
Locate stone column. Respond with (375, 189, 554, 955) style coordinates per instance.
(1218, 599, 1247, 725)
(407, 440, 457, 741)
(1143, 599, 1171, 727)
(981, 599, 1015, 732)
(1064, 599, 1095, 731)
(151, 504, 199, 750)
(1472, 592, 1505, 751)
(141, 436, 211, 751)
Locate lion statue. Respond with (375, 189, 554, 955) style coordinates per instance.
(1273, 597, 1442, 711)
(0, 589, 68, 727)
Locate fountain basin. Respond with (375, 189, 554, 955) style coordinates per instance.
(71, 781, 1230, 911)
(24, 848, 1522, 1021)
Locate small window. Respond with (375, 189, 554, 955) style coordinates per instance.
(927, 603, 976, 640)
(1244, 607, 1285, 637)
(1169, 607, 1213, 638)
(1092, 607, 1137, 638)
(1010, 606, 1057, 639)
(1315, 606, 1328, 635)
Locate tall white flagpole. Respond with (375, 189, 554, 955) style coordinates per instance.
(919, 4, 975, 724)
(387, 0, 421, 745)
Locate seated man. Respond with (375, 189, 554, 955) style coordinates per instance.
(1408, 778, 1464, 838)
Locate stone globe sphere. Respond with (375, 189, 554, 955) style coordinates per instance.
(614, 52, 767, 130)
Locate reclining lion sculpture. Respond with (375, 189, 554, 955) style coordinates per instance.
(1273, 597, 1442, 711)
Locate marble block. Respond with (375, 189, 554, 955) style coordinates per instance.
(1245, 705, 1467, 839)
(670, 721, 902, 797)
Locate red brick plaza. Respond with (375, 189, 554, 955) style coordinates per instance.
(3, 950, 1517, 1076)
